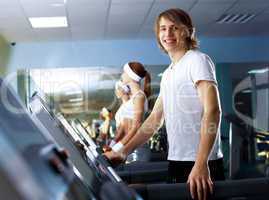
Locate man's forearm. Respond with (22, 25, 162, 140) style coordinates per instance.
(120, 123, 141, 145)
(195, 110, 221, 166)
(123, 114, 162, 155)
(114, 125, 125, 142)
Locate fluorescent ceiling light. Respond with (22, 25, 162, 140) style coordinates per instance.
(29, 16, 68, 28)
(64, 90, 83, 95)
(241, 89, 252, 94)
(69, 97, 83, 102)
(248, 68, 269, 74)
(51, 3, 64, 7)
(50, 0, 66, 6)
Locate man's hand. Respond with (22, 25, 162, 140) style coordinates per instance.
(102, 145, 112, 153)
(103, 150, 126, 165)
(187, 163, 213, 200)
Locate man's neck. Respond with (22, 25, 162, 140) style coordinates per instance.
(169, 49, 188, 65)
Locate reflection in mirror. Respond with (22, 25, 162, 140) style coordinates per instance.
(28, 65, 166, 127)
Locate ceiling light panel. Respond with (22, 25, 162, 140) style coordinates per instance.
(29, 17, 68, 28)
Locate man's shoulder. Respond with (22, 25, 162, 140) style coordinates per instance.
(187, 49, 207, 60)
(161, 65, 171, 77)
(186, 49, 213, 65)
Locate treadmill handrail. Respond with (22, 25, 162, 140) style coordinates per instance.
(132, 178, 269, 200)
(73, 119, 97, 149)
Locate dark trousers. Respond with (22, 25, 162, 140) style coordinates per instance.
(167, 158, 225, 183)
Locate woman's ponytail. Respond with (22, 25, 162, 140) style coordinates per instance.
(143, 71, 151, 98)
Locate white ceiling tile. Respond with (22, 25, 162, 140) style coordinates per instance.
(155, 0, 195, 3)
(262, 6, 269, 14)
(137, 24, 154, 38)
(107, 23, 140, 32)
(0, 5, 24, 18)
(237, 0, 269, 3)
(191, 2, 233, 16)
(19, 0, 65, 4)
(0, 0, 21, 8)
(34, 28, 71, 40)
(67, 3, 108, 26)
(71, 25, 105, 40)
(0, 0, 20, 6)
(106, 23, 139, 39)
(202, 23, 266, 37)
(109, 3, 151, 15)
(21, 2, 66, 17)
(197, 0, 236, 2)
(250, 13, 269, 23)
(69, 16, 106, 29)
(105, 32, 138, 39)
(112, 0, 154, 4)
(0, 17, 30, 29)
(193, 24, 210, 37)
(0, 0, 268, 41)
(68, 0, 110, 5)
(190, 2, 233, 25)
(109, 3, 151, 25)
(227, 0, 269, 13)
(108, 15, 142, 25)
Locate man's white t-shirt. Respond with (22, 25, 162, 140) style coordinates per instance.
(160, 49, 223, 161)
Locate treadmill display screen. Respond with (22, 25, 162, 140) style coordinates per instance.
(0, 80, 51, 152)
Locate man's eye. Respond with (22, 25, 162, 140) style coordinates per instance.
(160, 27, 166, 31)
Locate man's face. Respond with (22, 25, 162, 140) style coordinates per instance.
(158, 17, 184, 53)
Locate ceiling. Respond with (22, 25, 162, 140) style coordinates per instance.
(0, 0, 269, 42)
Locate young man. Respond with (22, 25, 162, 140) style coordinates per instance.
(105, 8, 225, 200)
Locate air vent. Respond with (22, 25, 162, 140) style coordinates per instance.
(216, 13, 256, 24)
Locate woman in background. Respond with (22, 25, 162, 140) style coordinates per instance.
(109, 80, 130, 147)
(108, 61, 151, 154)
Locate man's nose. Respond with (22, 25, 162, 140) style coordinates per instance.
(166, 28, 173, 37)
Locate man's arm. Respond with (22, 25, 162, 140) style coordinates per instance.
(104, 96, 163, 161)
(195, 81, 221, 166)
(188, 80, 222, 200)
(123, 96, 164, 155)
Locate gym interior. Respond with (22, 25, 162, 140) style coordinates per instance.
(0, 0, 269, 199)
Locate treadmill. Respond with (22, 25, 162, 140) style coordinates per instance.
(29, 93, 123, 187)
(29, 93, 168, 184)
(26, 87, 269, 199)
(0, 78, 141, 200)
(70, 118, 169, 183)
(53, 96, 269, 199)
(0, 79, 95, 200)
